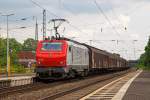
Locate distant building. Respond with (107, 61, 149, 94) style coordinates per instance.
(17, 51, 36, 67)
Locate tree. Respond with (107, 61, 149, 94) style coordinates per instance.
(0, 38, 22, 66)
(22, 38, 37, 51)
(9, 38, 23, 65)
(138, 37, 150, 69)
(138, 53, 146, 68)
(144, 38, 150, 67)
(0, 38, 7, 66)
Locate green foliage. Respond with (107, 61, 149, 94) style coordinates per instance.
(138, 38, 150, 69)
(0, 65, 34, 74)
(0, 38, 23, 66)
(0, 38, 7, 66)
(144, 39, 150, 67)
(0, 37, 37, 67)
(11, 65, 26, 73)
(9, 38, 23, 65)
(22, 38, 37, 51)
(0, 37, 36, 74)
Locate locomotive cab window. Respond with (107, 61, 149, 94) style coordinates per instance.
(41, 42, 62, 51)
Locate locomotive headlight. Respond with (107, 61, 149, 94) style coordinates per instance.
(60, 61, 63, 64)
(38, 58, 43, 61)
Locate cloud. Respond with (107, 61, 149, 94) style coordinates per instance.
(130, 34, 139, 39)
(119, 14, 130, 27)
(0, 0, 149, 60)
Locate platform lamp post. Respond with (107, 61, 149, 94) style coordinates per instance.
(0, 12, 2, 38)
(2, 13, 14, 77)
(0, 12, 1, 72)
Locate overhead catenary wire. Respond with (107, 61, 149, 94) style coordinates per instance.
(93, 0, 135, 56)
(30, 0, 60, 18)
(12, 15, 35, 22)
(94, 0, 121, 38)
(29, 0, 132, 58)
(60, 0, 105, 31)
(29, 0, 92, 38)
(59, 0, 106, 39)
(59, 0, 77, 16)
(110, 7, 127, 31)
(30, 0, 97, 37)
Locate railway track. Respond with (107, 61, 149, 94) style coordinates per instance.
(0, 69, 134, 100)
(0, 82, 43, 98)
(39, 69, 133, 100)
(0, 80, 71, 99)
(0, 71, 117, 95)
(0, 77, 85, 99)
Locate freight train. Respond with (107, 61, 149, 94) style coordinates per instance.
(35, 37, 128, 79)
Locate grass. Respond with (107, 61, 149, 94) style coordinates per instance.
(136, 64, 150, 71)
(0, 65, 35, 74)
(141, 67, 150, 71)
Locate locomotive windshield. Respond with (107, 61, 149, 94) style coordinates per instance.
(41, 42, 62, 51)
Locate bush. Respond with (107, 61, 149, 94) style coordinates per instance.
(11, 64, 26, 73)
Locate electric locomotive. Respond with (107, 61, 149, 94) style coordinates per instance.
(35, 38, 89, 79)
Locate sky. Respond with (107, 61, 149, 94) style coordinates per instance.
(0, 0, 150, 60)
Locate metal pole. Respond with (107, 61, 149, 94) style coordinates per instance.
(35, 17, 38, 41)
(111, 40, 116, 53)
(0, 13, 1, 38)
(6, 15, 9, 77)
(133, 40, 137, 60)
(43, 9, 46, 40)
(2, 14, 14, 77)
(89, 40, 92, 45)
(0, 12, 1, 72)
(116, 40, 119, 53)
(134, 44, 136, 59)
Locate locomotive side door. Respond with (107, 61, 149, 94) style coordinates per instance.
(67, 45, 72, 66)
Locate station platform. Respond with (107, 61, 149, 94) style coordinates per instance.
(122, 70, 150, 100)
(80, 70, 150, 100)
(0, 74, 35, 87)
(0, 73, 35, 78)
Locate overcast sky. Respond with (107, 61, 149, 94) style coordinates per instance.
(0, 0, 150, 60)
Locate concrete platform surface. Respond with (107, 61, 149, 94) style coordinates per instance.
(0, 76, 34, 81)
(123, 70, 150, 100)
(0, 73, 35, 78)
(0, 74, 35, 87)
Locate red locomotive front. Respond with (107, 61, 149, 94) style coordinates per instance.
(35, 40, 68, 79)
